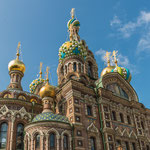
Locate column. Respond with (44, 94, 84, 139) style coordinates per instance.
(10, 117, 15, 150)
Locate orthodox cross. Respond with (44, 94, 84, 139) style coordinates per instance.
(16, 42, 21, 60)
(46, 66, 50, 82)
(112, 50, 118, 66)
(104, 51, 111, 66)
(71, 8, 75, 19)
(39, 62, 43, 78)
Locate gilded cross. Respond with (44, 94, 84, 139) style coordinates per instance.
(39, 62, 43, 78)
(104, 51, 111, 66)
(46, 66, 50, 82)
(71, 8, 75, 19)
(16, 42, 21, 60)
(112, 50, 118, 66)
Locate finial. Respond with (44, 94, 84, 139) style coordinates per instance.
(39, 62, 43, 78)
(16, 42, 21, 60)
(71, 8, 75, 19)
(46, 66, 50, 83)
(112, 50, 118, 66)
(104, 51, 111, 66)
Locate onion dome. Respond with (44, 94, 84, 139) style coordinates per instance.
(29, 62, 45, 93)
(32, 112, 69, 123)
(67, 18, 80, 29)
(39, 67, 55, 98)
(101, 66, 115, 77)
(8, 42, 25, 73)
(100, 51, 132, 82)
(58, 40, 87, 62)
(39, 82, 55, 98)
(29, 78, 45, 93)
(111, 66, 131, 82)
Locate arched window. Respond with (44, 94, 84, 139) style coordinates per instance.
(63, 134, 68, 150)
(73, 62, 77, 72)
(106, 83, 129, 100)
(88, 62, 93, 78)
(16, 123, 24, 150)
(35, 134, 40, 150)
(49, 133, 55, 150)
(0, 123, 8, 149)
(18, 95, 26, 100)
(90, 137, 96, 150)
(3, 93, 11, 98)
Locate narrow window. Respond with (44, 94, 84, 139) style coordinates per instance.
(125, 141, 129, 150)
(63, 134, 68, 150)
(16, 123, 24, 150)
(141, 121, 145, 129)
(127, 116, 131, 124)
(73, 62, 77, 72)
(90, 137, 96, 150)
(78, 63, 81, 72)
(0, 123, 8, 149)
(88, 62, 93, 78)
(112, 111, 116, 121)
(35, 134, 40, 150)
(87, 105, 92, 116)
(120, 113, 124, 123)
(50, 133, 55, 149)
(146, 145, 150, 150)
(132, 143, 136, 150)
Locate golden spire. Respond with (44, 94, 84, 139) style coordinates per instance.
(71, 8, 75, 19)
(16, 42, 21, 60)
(46, 66, 50, 83)
(104, 51, 111, 66)
(39, 62, 43, 78)
(112, 50, 118, 66)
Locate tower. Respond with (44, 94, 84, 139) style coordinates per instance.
(56, 9, 102, 150)
(8, 42, 25, 90)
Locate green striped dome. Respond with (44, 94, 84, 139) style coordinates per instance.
(32, 112, 69, 123)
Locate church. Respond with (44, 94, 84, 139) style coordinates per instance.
(0, 8, 150, 150)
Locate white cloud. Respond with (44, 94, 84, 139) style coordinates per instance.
(111, 11, 150, 38)
(110, 15, 121, 26)
(137, 30, 150, 54)
(111, 11, 150, 54)
(95, 49, 138, 74)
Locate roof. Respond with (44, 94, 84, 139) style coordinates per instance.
(32, 112, 70, 124)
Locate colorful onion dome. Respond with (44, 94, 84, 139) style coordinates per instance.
(67, 18, 80, 29)
(101, 66, 115, 77)
(111, 66, 132, 82)
(32, 112, 69, 123)
(8, 42, 25, 73)
(58, 40, 87, 62)
(29, 78, 45, 93)
(39, 82, 55, 98)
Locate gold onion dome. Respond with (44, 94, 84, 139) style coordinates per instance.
(39, 67, 55, 98)
(101, 66, 115, 77)
(8, 42, 25, 73)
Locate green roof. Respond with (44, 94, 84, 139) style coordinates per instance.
(32, 112, 69, 123)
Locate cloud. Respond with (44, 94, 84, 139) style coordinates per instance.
(111, 11, 150, 38)
(110, 11, 150, 54)
(95, 49, 138, 74)
(137, 30, 150, 54)
(110, 15, 121, 27)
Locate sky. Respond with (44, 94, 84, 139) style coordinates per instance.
(0, 0, 150, 108)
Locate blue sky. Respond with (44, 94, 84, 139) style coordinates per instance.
(0, 0, 150, 108)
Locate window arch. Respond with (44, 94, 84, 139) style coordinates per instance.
(16, 123, 24, 150)
(49, 133, 55, 150)
(3, 93, 11, 98)
(63, 134, 69, 150)
(34, 134, 40, 150)
(90, 137, 96, 150)
(0, 123, 8, 149)
(18, 95, 26, 100)
(106, 83, 129, 99)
